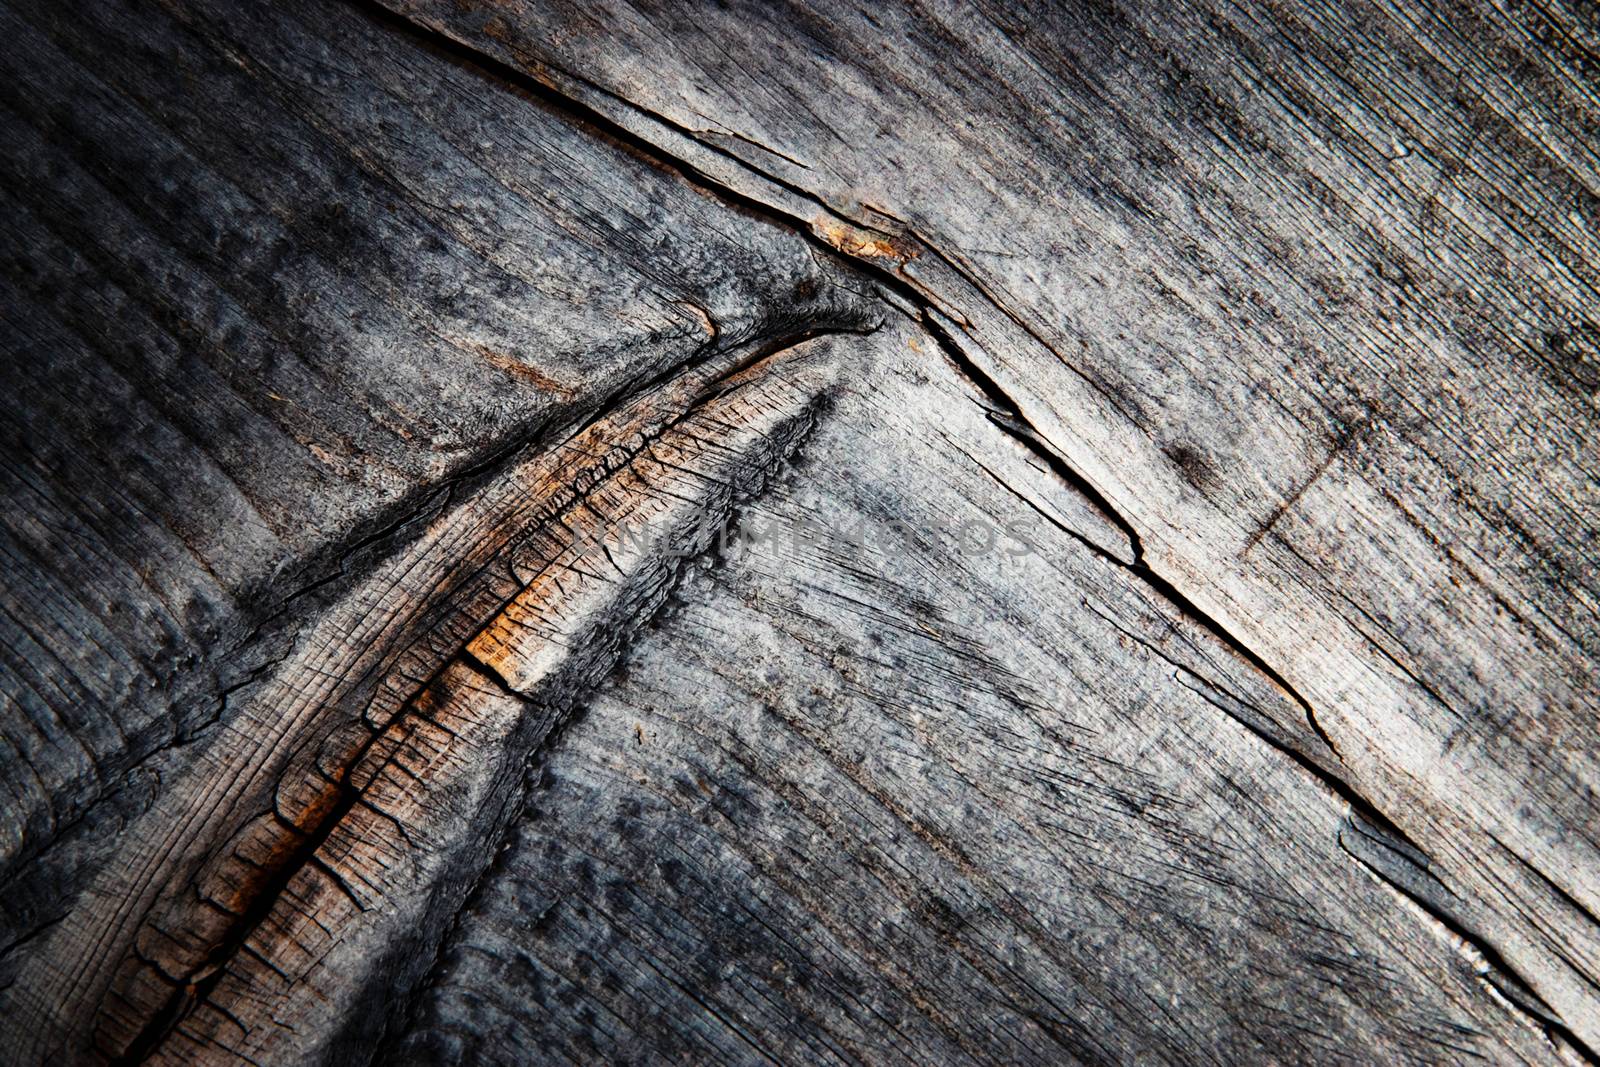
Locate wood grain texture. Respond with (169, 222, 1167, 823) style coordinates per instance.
(0, 0, 1595, 1061)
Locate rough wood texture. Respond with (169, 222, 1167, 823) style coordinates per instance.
(0, 0, 1596, 1062)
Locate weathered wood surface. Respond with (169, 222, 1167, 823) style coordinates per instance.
(0, 0, 1596, 1062)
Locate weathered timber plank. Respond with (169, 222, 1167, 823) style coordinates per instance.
(0, 0, 1596, 1061)
(374, 0, 1600, 1048)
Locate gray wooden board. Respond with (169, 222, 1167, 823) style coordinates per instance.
(0, 0, 1595, 1061)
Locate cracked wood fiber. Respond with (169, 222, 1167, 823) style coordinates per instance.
(0, 0, 1594, 1063)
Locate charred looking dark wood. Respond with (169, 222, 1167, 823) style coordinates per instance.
(1, 0, 1597, 1063)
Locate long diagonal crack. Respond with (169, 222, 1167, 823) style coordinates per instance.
(352, 0, 1349, 777)
(345, 4, 1600, 1057)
